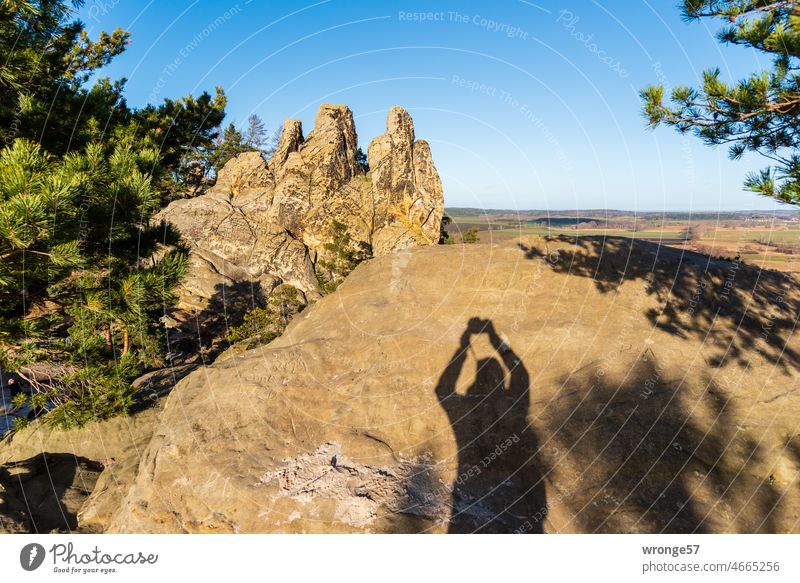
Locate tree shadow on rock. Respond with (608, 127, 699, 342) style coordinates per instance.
(546, 354, 787, 533)
(519, 236, 799, 370)
(167, 280, 267, 362)
(435, 318, 546, 533)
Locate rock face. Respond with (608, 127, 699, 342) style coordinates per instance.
(98, 237, 800, 533)
(0, 454, 104, 533)
(0, 364, 188, 533)
(157, 104, 444, 320)
(368, 107, 444, 254)
(0, 404, 161, 533)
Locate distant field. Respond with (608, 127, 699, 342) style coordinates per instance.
(445, 209, 800, 273)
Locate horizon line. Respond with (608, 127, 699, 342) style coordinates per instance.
(444, 207, 799, 214)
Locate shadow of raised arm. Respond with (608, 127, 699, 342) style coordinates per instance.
(484, 320, 529, 401)
(435, 330, 470, 407)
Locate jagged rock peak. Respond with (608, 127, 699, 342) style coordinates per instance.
(313, 103, 354, 129)
(155, 102, 444, 315)
(366, 105, 444, 253)
(307, 104, 359, 176)
(277, 118, 303, 155)
(385, 105, 415, 143)
(268, 118, 303, 175)
(304, 104, 358, 148)
(211, 150, 269, 197)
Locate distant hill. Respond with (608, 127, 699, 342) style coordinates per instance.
(445, 207, 799, 221)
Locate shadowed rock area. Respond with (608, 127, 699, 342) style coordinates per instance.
(0, 394, 166, 533)
(0, 454, 104, 533)
(75, 236, 797, 533)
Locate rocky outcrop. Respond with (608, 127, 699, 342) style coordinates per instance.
(368, 107, 444, 254)
(7, 238, 797, 533)
(212, 150, 272, 196)
(97, 237, 799, 533)
(0, 454, 104, 533)
(156, 104, 444, 319)
(0, 369, 178, 533)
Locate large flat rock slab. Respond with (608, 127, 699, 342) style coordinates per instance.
(101, 238, 800, 533)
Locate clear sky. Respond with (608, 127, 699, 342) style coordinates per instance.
(79, 0, 791, 212)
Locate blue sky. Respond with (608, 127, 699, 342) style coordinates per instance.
(80, 0, 789, 212)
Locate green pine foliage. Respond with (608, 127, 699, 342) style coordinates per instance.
(0, 0, 130, 154)
(35, 360, 140, 430)
(0, 0, 214, 429)
(0, 138, 188, 429)
(0, 140, 82, 296)
(355, 147, 369, 173)
(227, 284, 305, 347)
(461, 227, 480, 244)
(133, 88, 227, 197)
(0, 0, 227, 198)
(315, 220, 371, 294)
(207, 115, 276, 176)
(642, 1, 800, 205)
(210, 123, 251, 173)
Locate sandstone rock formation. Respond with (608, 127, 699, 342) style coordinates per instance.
(0, 403, 161, 533)
(4, 237, 799, 533)
(86, 236, 799, 534)
(0, 454, 104, 533)
(157, 104, 444, 325)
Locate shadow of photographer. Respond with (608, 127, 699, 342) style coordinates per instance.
(435, 317, 546, 533)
